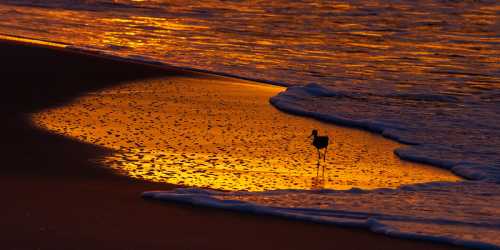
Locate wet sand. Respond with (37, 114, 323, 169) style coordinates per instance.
(0, 39, 466, 250)
(32, 72, 459, 191)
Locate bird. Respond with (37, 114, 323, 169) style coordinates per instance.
(309, 129, 329, 177)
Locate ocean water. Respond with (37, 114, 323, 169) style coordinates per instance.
(1, 0, 499, 248)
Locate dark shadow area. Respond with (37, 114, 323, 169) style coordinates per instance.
(0, 40, 171, 177)
(1, 41, 179, 114)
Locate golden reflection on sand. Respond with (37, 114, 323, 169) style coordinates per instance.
(0, 34, 66, 48)
(32, 76, 461, 191)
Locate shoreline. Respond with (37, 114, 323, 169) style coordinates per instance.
(0, 33, 290, 88)
(0, 34, 471, 182)
(0, 38, 466, 249)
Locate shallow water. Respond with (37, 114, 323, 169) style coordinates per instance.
(1, 0, 498, 178)
(1, 1, 498, 96)
(32, 77, 459, 191)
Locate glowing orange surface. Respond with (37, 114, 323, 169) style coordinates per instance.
(32, 76, 461, 191)
(1, 1, 498, 100)
(0, 34, 66, 48)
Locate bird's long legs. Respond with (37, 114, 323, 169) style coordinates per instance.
(316, 149, 321, 177)
(316, 148, 329, 178)
(316, 147, 328, 178)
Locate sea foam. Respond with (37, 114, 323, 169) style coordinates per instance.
(144, 184, 500, 249)
(270, 83, 500, 182)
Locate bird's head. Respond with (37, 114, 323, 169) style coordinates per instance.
(309, 129, 318, 138)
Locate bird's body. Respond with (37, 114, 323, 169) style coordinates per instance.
(312, 134, 329, 150)
(310, 129, 330, 177)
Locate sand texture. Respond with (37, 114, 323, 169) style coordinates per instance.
(32, 75, 459, 191)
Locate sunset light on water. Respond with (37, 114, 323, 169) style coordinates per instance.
(32, 76, 460, 191)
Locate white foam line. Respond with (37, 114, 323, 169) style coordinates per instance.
(269, 84, 493, 181)
(143, 189, 500, 250)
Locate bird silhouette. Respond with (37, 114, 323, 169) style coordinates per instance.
(309, 129, 329, 177)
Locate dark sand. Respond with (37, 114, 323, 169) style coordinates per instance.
(0, 39, 466, 250)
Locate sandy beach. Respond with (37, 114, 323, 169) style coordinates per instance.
(31, 64, 459, 192)
(0, 39, 466, 250)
